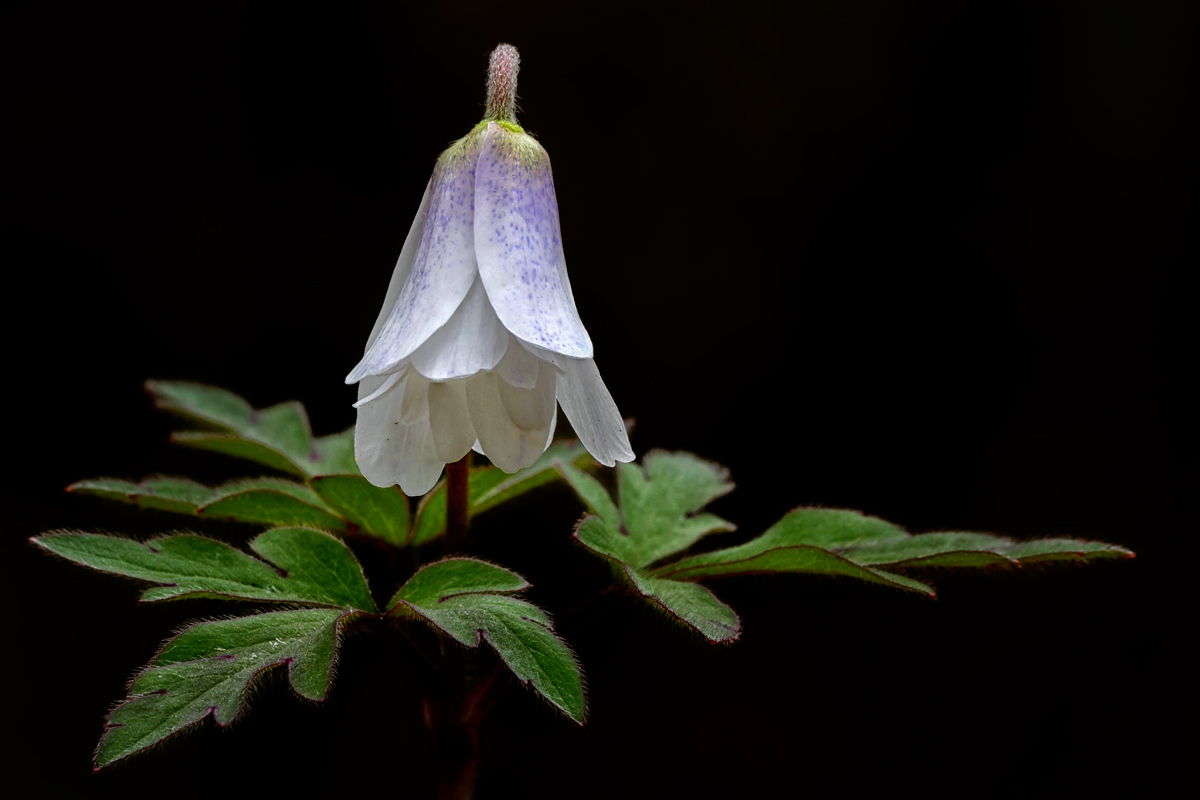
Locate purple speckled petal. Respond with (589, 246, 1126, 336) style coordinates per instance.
(360, 179, 431, 356)
(474, 123, 593, 359)
(347, 134, 485, 384)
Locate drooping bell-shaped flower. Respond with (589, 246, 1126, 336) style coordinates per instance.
(346, 44, 634, 495)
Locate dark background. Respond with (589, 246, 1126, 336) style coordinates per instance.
(4, 1, 1194, 796)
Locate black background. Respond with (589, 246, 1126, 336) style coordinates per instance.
(4, 1, 1194, 797)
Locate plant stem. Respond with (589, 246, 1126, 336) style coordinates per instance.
(425, 453, 478, 798)
(425, 696, 481, 800)
(445, 453, 471, 553)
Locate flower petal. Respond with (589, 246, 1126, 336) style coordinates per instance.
(354, 372, 444, 495)
(428, 379, 477, 463)
(498, 360, 556, 429)
(474, 123, 593, 359)
(553, 356, 634, 467)
(544, 403, 559, 449)
(348, 133, 486, 384)
(466, 362, 556, 473)
(352, 369, 405, 409)
(361, 179, 432, 355)
(409, 275, 509, 380)
(494, 335, 541, 389)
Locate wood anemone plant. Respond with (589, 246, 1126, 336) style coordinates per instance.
(32, 44, 1134, 800)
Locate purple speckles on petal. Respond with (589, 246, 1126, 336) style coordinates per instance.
(474, 123, 594, 359)
(348, 133, 486, 383)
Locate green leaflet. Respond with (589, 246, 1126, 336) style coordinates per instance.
(309, 474, 410, 546)
(658, 508, 1133, 588)
(97, 609, 351, 767)
(70, 476, 347, 532)
(558, 452, 735, 570)
(390, 558, 585, 723)
(653, 508, 937, 596)
(560, 453, 743, 642)
(146, 380, 357, 477)
(388, 557, 530, 607)
(410, 440, 597, 545)
(624, 564, 740, 643)
(572, 515, 742, 643)
(69, 476, 214, 515)
(34, 528, 376, 610)
(614, 451, 737, 568)
(562, 456, 1135, 642)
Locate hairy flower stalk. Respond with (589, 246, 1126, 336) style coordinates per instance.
(346, 44, 634, 495)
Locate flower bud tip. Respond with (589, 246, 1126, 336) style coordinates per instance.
(485, 43, 520, 123)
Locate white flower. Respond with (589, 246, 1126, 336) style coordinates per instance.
(345, 45, 634, 495)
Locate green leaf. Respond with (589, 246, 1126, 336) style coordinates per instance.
(556, 463, 620, 525)
(198, 479, 347, 532)
(561, 450, 734, 570)
(992, 538, 1134, 563)
(562, 462, 931, 641)
(656, 508, 1133, 594)
(34, 528, 376, 610)
(69, 475, 348, 532)
(97, 609, 351, 767)
(146, 380, 358, 478)
(557, 452, 743, 642)
(615, 451, 737, 568)
(69, 477, 215, 514)
(624, 562, 740, 643)
(410, 440, 598, 546)
(390, 558, 584, 723)
(170, 432, 308, 476)
(471, 440, 597, 513)
(312, 428, 359, 475)
(837, 532, 1017, 568)
(573, 516, 743, 643)
(653, 508, 936, 596)
(386, 557, 529, 610)
(309, 474, 410, 546)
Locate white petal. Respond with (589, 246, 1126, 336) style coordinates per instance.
(498, 359, 556, 429)
(474, 123, 593, 359)
(354, 372, 444, 495)
(544, 403, 558, 449)
(494, 334, 541, 389)
(362, 180, 432, 355)
(409, 276, 509, 380)
(465, 363, 556, 473)
(428, 380, 477, 463)
(348, 133, 486, 384)
(554, 356, 634, 467)
(399, 371, 428, 424)
(352, 369, 404, 409)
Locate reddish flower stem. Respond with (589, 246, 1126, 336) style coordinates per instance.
(427, 452, 477, 797)
(445, 453, 471, 553)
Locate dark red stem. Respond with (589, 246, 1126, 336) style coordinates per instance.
(445, 454, 471, 553)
